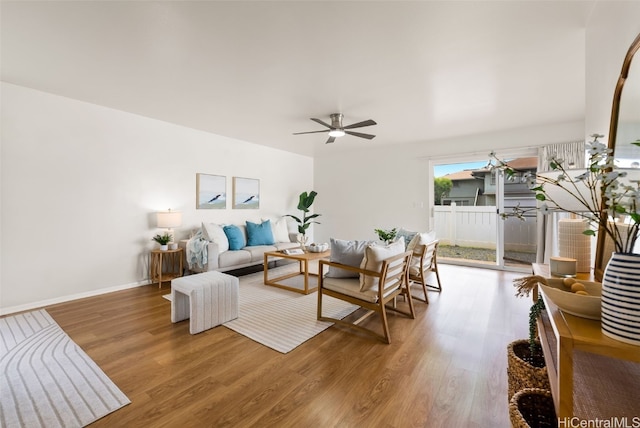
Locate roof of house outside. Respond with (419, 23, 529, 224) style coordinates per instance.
(501, 157, 538, 170)
(440, 170, 479, 181)
(442, 157, 537, 182)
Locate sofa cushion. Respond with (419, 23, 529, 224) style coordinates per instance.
(246, 220, 276, 246)
(202, 222, 229, 253)
(219, 249, 251, 268)
(223, 225, 246, 250)
(244, 245, 277, 263)
(360, 239, 406, 291)
(325, 238, 372, 278)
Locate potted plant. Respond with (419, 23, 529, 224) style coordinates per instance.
(287, 191, 321, 249)
(152, 232, 172, 251)
(506, 276, 550, 399)
(374, 227, 397, 244)
(491, 134, 640, 345)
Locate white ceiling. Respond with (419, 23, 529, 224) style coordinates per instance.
(1, 1, 596, 157)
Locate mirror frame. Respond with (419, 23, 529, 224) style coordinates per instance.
(594, 33, 640, 281)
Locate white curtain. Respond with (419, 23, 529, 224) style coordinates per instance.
(536, 141, 585, 263)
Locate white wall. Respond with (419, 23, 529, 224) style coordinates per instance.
(0, 83, 313, 314)
(314, 1, 640, 246)
(313, 120, 583, 244)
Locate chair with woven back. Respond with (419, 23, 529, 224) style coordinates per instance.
(317, 249, 415, 344)
(408, 239, 442, 303)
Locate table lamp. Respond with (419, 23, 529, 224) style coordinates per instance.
(156, 209, 182, 243)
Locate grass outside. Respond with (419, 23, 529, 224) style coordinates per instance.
(437, 244, 536, 266)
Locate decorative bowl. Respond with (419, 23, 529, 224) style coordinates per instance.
(307, 243, 329, 253)
(539, 278, 602, 320)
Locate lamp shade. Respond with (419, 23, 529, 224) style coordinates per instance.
(157, 210, 182, 228)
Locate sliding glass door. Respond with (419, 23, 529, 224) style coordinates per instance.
(431, 151, 537, 270)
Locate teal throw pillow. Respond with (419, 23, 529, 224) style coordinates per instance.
(223, 225, 246, 250)
(246, 220, 275, 246)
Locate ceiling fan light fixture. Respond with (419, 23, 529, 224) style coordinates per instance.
(328, 129, 345, 138)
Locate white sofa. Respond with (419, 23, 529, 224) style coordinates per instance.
(180, 219, 300, 273)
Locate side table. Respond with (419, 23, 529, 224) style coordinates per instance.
(150, 248, 184, 288)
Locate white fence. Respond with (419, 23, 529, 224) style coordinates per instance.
(434, 204, 536, 252)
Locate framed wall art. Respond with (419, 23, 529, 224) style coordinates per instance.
(232, 177, 260, 209)
(196, 173, 227, 209)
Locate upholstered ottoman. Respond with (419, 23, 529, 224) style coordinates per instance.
(171, 271, 239, 334)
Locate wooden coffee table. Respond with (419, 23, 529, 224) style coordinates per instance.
(263, 250, 330, 294)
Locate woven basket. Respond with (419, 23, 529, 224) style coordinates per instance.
(507, 339, 550, 399)
(509, 388, 557, 428)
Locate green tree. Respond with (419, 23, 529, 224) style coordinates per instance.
(434, 177, 452, 205)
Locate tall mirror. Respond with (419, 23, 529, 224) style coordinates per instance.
(594, 33, 640, 281)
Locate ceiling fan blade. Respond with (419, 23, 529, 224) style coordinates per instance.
(345, 130, 376, 140)
(325, 136, 336, 144)
(343, 119, 377, 129)
(311, 118, 333, 129)
(293, 130, 329, 135)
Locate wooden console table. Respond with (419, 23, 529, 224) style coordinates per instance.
(532, 264, 640, 420)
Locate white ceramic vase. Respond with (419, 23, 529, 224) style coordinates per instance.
(601, 252, 640, 346)
(160, 244, 168, 251)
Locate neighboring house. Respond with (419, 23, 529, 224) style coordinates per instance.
(440, 169, 485, 206)
(474, 157, 538, 211)
(440, 157, 538, 208)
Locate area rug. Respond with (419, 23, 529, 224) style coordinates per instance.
(223, 272, 358, 353)
(0, 309, 130, 428)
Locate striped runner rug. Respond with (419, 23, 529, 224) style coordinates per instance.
(223, 271, 358, 353)
(0, 309, 130, 427)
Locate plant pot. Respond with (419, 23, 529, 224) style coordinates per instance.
(601, 252, 640, 346)
(509, 388, 557, 428)
(507, 340, 550, 400)
(159, 244, 168, 251)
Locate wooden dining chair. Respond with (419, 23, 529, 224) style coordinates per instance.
(317, 250, 415, 344)
(409, 239, 442, 303)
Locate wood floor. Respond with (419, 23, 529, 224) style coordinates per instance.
(41, 264, 531, 427)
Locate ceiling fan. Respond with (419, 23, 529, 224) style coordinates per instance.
(293, 113, 377, 144)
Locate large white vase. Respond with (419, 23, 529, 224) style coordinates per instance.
(601, 252, 640, 346)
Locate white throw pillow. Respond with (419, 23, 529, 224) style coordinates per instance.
(407, 231, 437, 252)
(263, 217, 290, 243)
(359, 239, 406, 291)
(201, 222, 230, 253)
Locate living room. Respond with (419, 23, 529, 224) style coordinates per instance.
(4, 1, 637, 314)
(2, 1, 639, 426)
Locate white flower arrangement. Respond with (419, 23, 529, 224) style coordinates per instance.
(489, 134, 639, 254)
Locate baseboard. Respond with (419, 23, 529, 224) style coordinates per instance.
(0, 280, 150, 316)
